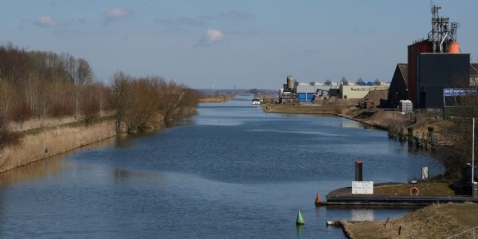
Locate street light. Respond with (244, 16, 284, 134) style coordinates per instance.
(473, 118, 475, 185)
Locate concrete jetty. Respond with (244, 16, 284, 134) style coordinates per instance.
(317, 185, 478, 207)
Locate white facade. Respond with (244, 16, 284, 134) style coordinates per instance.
(339, 85, 390, 99)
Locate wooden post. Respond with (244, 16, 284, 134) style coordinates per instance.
(383, 217, 390, 228)
(408, 127, 414, 144)
(355, 161, 363, 181)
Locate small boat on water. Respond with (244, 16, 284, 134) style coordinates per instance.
(252, 98, 261, 105)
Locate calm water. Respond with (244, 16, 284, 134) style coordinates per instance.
(0, 95, 443, 238)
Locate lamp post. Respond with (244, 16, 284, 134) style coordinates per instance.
(472, 118, 475, 185)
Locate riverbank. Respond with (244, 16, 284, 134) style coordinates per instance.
(0, 119, 116, 173)
(260, 101, 478, 237)
(0, 105, 198, 174)
(261, 102, 337, 114)
(198, 94, 237, 103)
(341, 203, 478, 239)
(261, 102, 449, 145)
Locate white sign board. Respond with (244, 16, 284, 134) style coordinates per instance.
(422, 167, 429, 180)
(352, 181, 374, 194)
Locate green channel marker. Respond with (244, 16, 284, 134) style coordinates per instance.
(296, 210, 304, 225)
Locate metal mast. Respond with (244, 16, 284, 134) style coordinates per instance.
(427, 4, 459, 53)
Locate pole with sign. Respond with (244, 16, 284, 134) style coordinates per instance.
(473, 118, 475, 185)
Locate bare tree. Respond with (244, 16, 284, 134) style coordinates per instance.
(438, 75, 478, 180)
(123, 78, 161, 133)
(76, 58, 93, 86)
(0, 113, 19, 149)
(356, 78, 364, 85)
(113, 71, 130, 134)
(78, 85, 100, 125)
(10, 100, 33, 127)
(0, 43, 198, 137)
(340, 77, 348, 86)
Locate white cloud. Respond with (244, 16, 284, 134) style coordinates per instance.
(34, 15, 72, 28)
(197, 29, 226, 47)
(35, 16, 56, 27)
(105, 8, 132, 20)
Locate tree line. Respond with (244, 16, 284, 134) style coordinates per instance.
(0, 43, 199, 149)
(323, 77, 382, 86)
(112, 71, 199, 134)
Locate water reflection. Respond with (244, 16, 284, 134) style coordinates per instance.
(296, 225, 304, 239)
(0, 138, 115, 186)
(0, 95, 445, 239)
(114, 168, 165, 184)
(324, 205, 420, 222)
(351, 209, 374, 221)
(341, 121, 367, 128)
(0, 154, 66, 186)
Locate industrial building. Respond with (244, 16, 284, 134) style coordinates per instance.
(278, 75, 389, 103)
(338, 84, 389, 100)
(279, 75, 339, 103)
(417, 53, 470, 108)
(278, 4, 476, 108)
(404, 4, 471, 109)
(387, 64, 408, 108)
(471, 63, 478, 86)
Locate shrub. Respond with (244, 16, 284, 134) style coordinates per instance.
(0, 115, 20, 149)
(10, 100, 33, 127)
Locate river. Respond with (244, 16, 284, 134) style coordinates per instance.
(0, 94, 444, 238)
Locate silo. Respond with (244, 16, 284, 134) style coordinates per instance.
(408, 40, 432, 107)
(449, 42, 460, 53)
(287, 75, 294, 91)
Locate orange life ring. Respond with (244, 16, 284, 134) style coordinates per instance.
(409, 186, 419, 196)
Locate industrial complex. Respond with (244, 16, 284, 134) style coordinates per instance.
(278, 75, 389, 103)
(277, 4, 477, 111)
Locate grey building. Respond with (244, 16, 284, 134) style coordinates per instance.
(417, 53, 470, 108)
(387, 63, 408, 108)
(294, 82, 337, 102)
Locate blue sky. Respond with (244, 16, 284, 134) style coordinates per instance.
(1, 1, 478, 90)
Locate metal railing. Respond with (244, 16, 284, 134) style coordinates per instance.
(446, 225, 478, 239)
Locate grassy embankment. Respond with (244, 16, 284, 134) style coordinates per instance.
(261, 102, 337, 114)
(338, 108, 476, 237)
(198, 94, 237, 103)
(342, 203, 478, 239)
(0, 116, 116, 173)
(0, 105, 199, 174)
(340, 182, 457, 197)
(0, 91, 205, 174)
(261, 100, 443, 131)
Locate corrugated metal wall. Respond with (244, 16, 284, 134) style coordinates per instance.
(417, 53, 470, 108)
(295, 85, 317, 94)
(297, 93, 315, 102)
